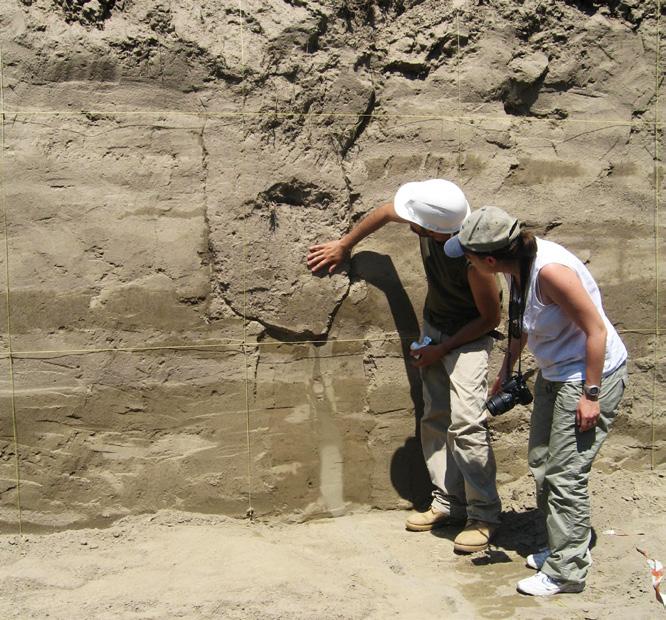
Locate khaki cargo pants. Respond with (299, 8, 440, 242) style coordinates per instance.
(420, 319, 501, 524)
(530, 363, 627, 584)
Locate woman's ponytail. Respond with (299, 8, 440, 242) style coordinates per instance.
(517, 230, 537, 295)
(518, 230, 537, 261)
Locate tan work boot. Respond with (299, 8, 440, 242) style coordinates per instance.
(453, 519, 497, 553)
(405, 506, 462, 532)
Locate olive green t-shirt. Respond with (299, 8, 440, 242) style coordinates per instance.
(420, 237, 480, 335)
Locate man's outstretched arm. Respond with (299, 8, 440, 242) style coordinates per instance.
(306, 202, 407, 273)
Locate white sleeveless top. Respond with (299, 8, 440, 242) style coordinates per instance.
(520, 238, 627, 382)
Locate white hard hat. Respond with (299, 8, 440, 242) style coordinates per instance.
(394, 179, 470, 234)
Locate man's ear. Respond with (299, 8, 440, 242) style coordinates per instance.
(484, 256, 498, 269)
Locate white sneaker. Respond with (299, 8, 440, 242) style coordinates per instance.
(525, 548, 592, 570)
(517, 571, 585, 596)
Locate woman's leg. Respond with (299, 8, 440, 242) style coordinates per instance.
(528, 372, 557, 522)
(540, 365, 627, 584)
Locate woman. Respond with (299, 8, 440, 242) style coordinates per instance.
(444, 206, 627, 596)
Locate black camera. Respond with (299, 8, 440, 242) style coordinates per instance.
(485, 373, 533, 416)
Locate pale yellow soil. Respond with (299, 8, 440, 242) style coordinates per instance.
(0, 467, 664, 620)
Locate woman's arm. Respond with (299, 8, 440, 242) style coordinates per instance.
(538, 263, 607, 431)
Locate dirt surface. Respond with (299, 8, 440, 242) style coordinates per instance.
(0, 0, 664, 615)
(1, 465, 664, 619)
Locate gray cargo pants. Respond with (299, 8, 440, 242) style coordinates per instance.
(530, 363, 627, 584)
(419, 319, 501, 524)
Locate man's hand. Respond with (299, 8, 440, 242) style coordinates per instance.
(410, 343, 447, 368)
(307, 240, 349, 274)
(577, 395, 600, 432)
(306, 203, 403, 274)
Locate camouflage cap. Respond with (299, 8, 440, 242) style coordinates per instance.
(444, 206, 520, 257)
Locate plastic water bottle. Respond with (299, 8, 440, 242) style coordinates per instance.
(410, 335, 432, 359)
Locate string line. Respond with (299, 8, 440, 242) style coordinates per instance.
(0, 46, 23, 535)
(651, 0, 661, 470)
(3, 107, 662, 128)
(0, 328, 658, 359)
(238, 0, 253, 519)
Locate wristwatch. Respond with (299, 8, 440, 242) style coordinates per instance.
(583, 384, 600, 401)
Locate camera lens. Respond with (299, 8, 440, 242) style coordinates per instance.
(485, 391, 516, 416)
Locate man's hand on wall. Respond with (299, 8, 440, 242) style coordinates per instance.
(307, 240, 350, 274)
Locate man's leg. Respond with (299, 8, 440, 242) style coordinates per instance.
(443, 335, 500, 524)
(443, 335, 501, 552)
(409, 320, 468, 529)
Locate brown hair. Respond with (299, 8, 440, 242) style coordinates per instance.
(467, 229, 537, 295)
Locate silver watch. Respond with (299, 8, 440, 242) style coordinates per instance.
(583, 384, 600, 401)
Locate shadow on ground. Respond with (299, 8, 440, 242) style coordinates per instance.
(430, 507, 597, 567)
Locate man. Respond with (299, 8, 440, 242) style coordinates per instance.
(307, 179, 502, 553)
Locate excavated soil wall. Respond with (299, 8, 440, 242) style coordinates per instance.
(0, 0, 663, 531)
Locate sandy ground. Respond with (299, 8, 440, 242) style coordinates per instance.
(0, 468, 664, 620)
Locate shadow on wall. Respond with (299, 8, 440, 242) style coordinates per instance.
(351, 251, 433, 509)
